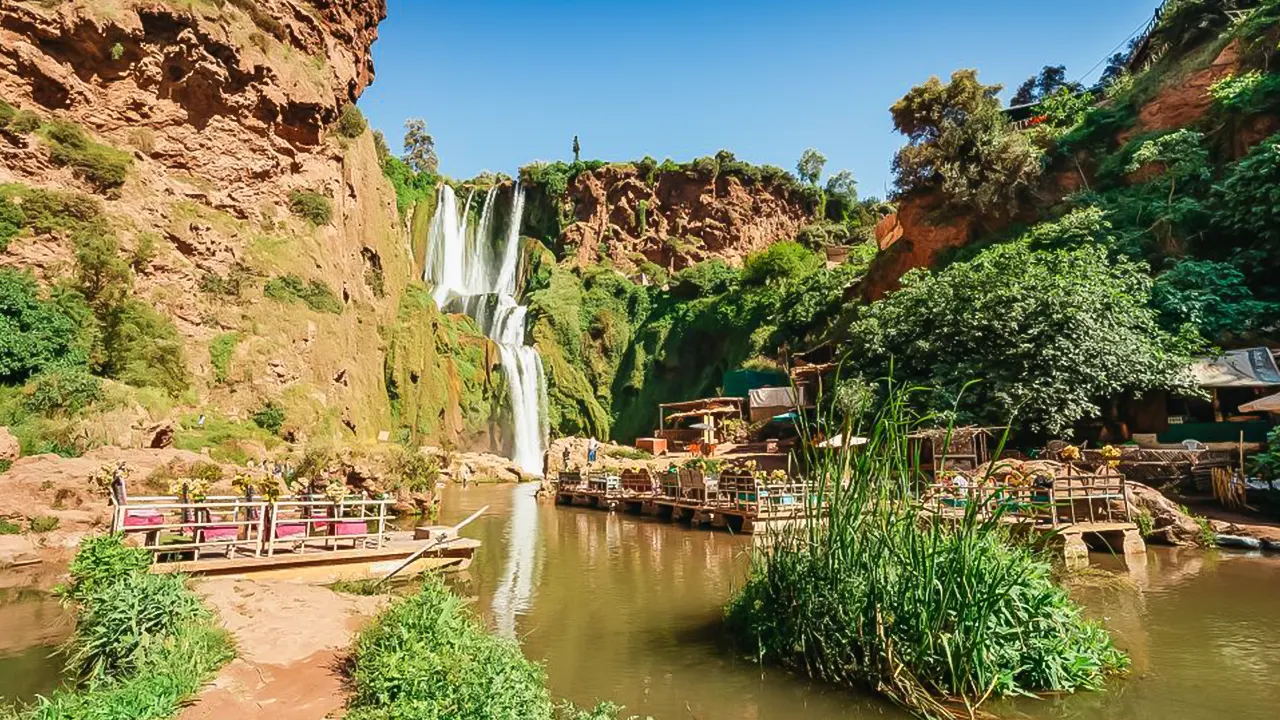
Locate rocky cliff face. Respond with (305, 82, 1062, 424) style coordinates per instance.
(552, 164, 814, 272)
(0, 0, 501, 450)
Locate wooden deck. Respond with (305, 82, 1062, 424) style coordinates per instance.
(554, 470, 812, 535)
(152, 532, 480, 582)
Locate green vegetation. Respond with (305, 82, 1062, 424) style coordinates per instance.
(172, 412, 281, 464)
(346, 575, 627, 720)
(383, 284, 501, 442)
(726, 391, 1128, 719)
(27, 515, 59, 533)
(287, 189, 333, 225)
(385, 445, 440, 493)
(1, 535, 232, 720)
(0, 518, 20, 535)
(264, 273, 343, 314)
(251, 400, 286, 435)
(22, 367, 104, 416)
(336, 103, 368, 139)
(838, 240, 1197, 437)
(40, 119, 133, 192)
(0, 184, 189, 398)
(208, 332, 239, 384)
(890, 69, 1043, 219)
(529, 241, 868, 440)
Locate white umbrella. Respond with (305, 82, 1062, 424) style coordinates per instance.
(1239, 392, 1280, 413)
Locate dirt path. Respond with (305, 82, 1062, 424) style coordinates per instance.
(179, 579, 386, 720)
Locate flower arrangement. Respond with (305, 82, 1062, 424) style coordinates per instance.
(89, 461, 130, 493)
(1059, 445, 1081, 462)
(169, 476, 209, 502)
(1100, 445, 1122, 469)
(324, 481, 350, 503)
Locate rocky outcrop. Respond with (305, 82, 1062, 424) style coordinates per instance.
(1125, 482, 1206, 546)
(0, 427, 18, 463)
(1121, 40, 1241, 143)
(558, 165, 813, 271)
(861, 192, 975, 300)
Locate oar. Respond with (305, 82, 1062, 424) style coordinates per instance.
(377, 505, 488, 584)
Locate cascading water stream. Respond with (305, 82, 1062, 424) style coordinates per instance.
(424, 184, 548, 475)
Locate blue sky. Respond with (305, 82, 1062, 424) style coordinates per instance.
(360, 0, 1157, 196)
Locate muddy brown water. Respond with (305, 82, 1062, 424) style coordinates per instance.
(3, 484, 1279, 718)
(440, 483, 1280, 720)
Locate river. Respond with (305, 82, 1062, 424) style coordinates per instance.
(3, 485, 1279, 717)
(439, 483, 1280, 720)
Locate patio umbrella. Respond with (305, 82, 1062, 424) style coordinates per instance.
(1239, 392, 1280, 414)
(770, 411, 799, 423)
(817, 434, 868, 448)
(687, 422, 711, 430)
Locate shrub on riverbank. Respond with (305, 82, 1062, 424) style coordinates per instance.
(1, 534, 232, 720)
(346, 575, 630, 720)
(724, 387, 1129, 719)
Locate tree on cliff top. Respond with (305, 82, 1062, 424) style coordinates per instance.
(796, 148, 827, 185)
(403, 119, 438, 174)
(890, 69, 1044, 220)
(1011, 65, 1080, 106)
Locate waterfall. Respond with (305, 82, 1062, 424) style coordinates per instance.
(425, 184, 548, 475)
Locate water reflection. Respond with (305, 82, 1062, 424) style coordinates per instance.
(441, 485, 1280, 720)
(491, 483, 542, 639)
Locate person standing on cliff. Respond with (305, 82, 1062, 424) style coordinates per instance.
(587, 437, 599, 466)
(562, 445, 572, 471)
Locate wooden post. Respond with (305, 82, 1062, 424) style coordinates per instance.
(1212, 388, 1223, 422)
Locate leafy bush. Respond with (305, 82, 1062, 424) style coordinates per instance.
(42, 120, 133, 192)
(100, 300, 190, 397)
(1208, 70, 1280, 114)
(0, 518, 20, 534)
(28, 515, 59, 533)
(0, 269, 92, 383)
(0, 193, 22, 251)
(386, 446, 440, 493)
(670, 260, 739, 298)
(23, 367, 104, 415)
(251, 400, 286, 435)
(741, 241, 822, 287)
(288, 189, 333, 225)
(209, 332, 238, 384)
(264, 273, 344, 314)
(336, 103, 367, 139)
(1210, 132, 1280, 265)
(1151, 259, 1279, 339)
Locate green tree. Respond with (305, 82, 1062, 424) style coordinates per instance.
(1151, 259, 1279, 340)
(890, 69, 1044, 219)
(842, 241, 1196, 435)
(0, 269, 91, 382)
(1010, 64, 1080, 106)
(403, 118, 438, 174)
(796, 148, 827, 185)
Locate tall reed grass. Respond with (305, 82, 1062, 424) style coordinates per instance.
(346, 575, 633, 720)
(724, 384, 1128, 719)
(1, 535, 232, 720)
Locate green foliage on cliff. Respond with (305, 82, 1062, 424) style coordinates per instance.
(40, 119, 133, 192)
(0, 184, 189, 397)
(264, 273, 343, 314)
(288, 189, 333, 225)
(383, 283, 501, 444)
(530, 240, 869, 441)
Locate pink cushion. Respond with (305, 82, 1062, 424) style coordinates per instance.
(199, 525, 239, 541)
(123, 511, 164, 528)
(330, 521, 366, 536)
(273, 523, 307, 539)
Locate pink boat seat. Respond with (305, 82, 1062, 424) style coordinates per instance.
(329, 521, 367, 536)
(197, 525, 240, 542)
(273, 522, 307, 540)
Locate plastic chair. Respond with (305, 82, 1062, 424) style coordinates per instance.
(1182, 439, 1207, 451)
